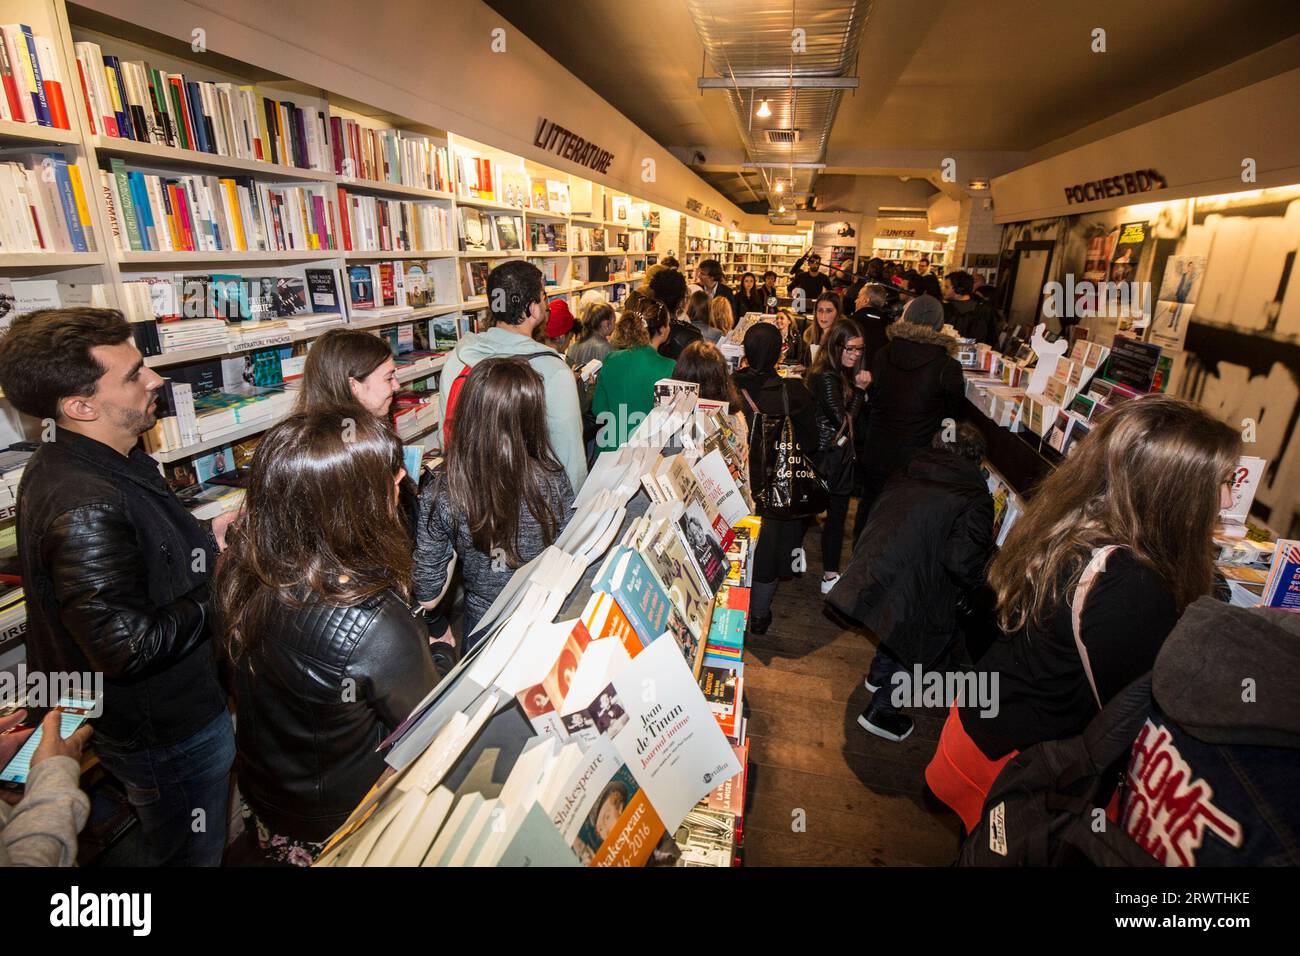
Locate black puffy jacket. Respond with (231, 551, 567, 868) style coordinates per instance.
(16, 428, 225, 748)
(658, 319, 704, 362)
(229, 588, 439, 843)
(827, 448, 993, 667)
(863, 321, 965, 478)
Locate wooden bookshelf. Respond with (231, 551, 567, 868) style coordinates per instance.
(91, 135, 336, 182)
(0, 118, 81, 146)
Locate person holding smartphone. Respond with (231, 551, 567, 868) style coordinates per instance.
(0, 308, 238, 867)
(0, 709, 93, 866)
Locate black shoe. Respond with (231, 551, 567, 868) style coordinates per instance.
(857, 707, 914, 742)
(429, 641, 459, 678)
(749, 611, 772, 635)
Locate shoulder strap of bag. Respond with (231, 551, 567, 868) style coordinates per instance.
(1070, 545, 1122, 710)
(738, 386, 760, 416)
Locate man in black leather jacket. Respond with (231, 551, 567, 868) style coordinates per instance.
(0, 308, 237, 866)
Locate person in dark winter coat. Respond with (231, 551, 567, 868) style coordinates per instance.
(734, 322, 819, 636)
(858, 295, 965, 524)
(849, 283, 894, 369)
(828, 425, 993, 742)
(807, 320, 870, 593)
(943, 270, 999, 345)
(1119, 597, 1300, 867)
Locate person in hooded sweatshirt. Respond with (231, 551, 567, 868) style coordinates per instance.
(733, 322, 819, 636)
(1118, 597, 1300, 867)
(828, 424, 994, 742)
(439, 260, 587, 494)
(942, 270, 999, 346)
(858, 294, 965, 523)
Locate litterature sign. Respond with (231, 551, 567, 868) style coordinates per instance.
(1064, 169, 1167, 205)
(534, 118, 613, 174)
(685, 197, 723, 223)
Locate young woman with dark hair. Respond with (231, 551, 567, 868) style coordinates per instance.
(296, 328, 399, 418)
(735, 271, 764, 315)
(806, 319, 871, 593)
(217, 409, 439, 864)
(926, 395, 1243, 832)
(414, 357, 574, 645)
(733, 322, 819, 635)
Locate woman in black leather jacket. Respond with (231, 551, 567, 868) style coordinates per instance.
(733, 322, 820, 635)
(806, 320, 871, 593)
(215, 410, 439, 865)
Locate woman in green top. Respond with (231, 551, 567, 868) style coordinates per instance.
(591, 297, 676, 451)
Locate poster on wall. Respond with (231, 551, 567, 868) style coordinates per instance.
(1148, 254, 1207, 351)
(1083, 230, 1118, 283)
(1107, 222, 1149, 284)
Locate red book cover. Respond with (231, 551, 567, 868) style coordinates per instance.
(43, 77, 69, 130)
(329, 116, 343, 174)
(0, 38, 23, 121)
(310, 194, 329, 250)
(336, 186, 352, 250)
(171, 184, 194, 250)
(73, 58, 95, 134)
(378, 262, 395, 306)
(482, 157, 493, 199)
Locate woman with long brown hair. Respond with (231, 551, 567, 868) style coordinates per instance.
(925, 395, 1242, 832)
(217, 409, 439, 864)
(805, 319, 871, 592)
(296, 327, 399, 417)
(802, 291, 843, 352)
(414, 356, 574, 646)
(686, 290, 722, 343)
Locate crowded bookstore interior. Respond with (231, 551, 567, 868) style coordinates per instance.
(0, 0, 1297, 915)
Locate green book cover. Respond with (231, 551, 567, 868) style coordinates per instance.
(166, 80, 190, 151)
(110, 158, 143, 252)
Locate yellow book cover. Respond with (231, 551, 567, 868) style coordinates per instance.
(220, 178, 247, 250)
(65, 162, 97, 252)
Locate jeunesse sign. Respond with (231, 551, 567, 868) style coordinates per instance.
(534, 117, 614, 174)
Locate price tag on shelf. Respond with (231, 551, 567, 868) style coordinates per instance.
(231, 332, 292, 352)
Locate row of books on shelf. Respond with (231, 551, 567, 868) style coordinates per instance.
(104, 159, 336, 253)
(1, 24, 71, 129)
(337, 188, 453, 253)
(0, 154, 97, 253)
(0, 277, 105, 327)
(330, 117, 451, 192)
(458, 207, 521, 253)
(73, 39, 331, 172)
(316, 390, 753, 866)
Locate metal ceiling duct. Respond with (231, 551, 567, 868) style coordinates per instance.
(687, 0, 870, 218)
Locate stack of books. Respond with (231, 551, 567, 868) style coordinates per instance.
(0, 446, 33, 520)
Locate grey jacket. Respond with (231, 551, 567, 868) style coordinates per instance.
(0, 756, 89, 866)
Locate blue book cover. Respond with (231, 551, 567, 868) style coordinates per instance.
(608, 549, 673, 648)
(127, 172, 154, 251)
(185, 81, 209, 153)
(45, 155, 87, 252)
(19, 26, 51, 128)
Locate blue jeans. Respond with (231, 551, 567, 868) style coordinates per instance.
(93, 711, 235, 866)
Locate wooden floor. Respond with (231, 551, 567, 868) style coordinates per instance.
(740, 507, 965, 866)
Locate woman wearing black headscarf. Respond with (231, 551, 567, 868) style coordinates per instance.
(733, 322, 820, 634)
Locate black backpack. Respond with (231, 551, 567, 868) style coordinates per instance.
(957, 674, 1159, 867)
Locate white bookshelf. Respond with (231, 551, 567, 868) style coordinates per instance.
(0, 0, 736, 470)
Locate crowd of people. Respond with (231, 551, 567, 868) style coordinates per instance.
(0, 247, 1294, 869)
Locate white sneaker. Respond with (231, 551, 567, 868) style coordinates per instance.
(820, 573, 840, 595)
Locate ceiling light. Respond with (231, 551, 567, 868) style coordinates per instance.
(756, 99, 771, 118)
(968, 179, 990, 191)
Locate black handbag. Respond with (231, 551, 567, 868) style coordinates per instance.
(815, 390, 861, 497)
(741, 381, 828, 520)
